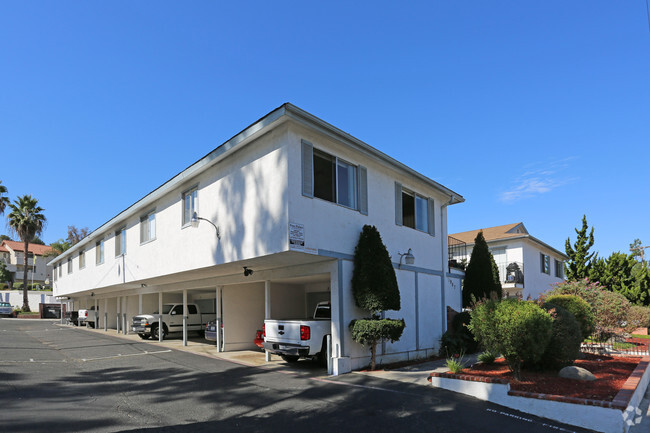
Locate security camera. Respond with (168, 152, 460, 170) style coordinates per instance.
(243, 267, 253, 277)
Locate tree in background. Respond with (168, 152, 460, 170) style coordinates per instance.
(590, 252, 649, 306)
(44, 239, 72, 258)
(630, 239, 648, 267)
(462, 231, 502, 308)
(67, 225, 89, 245)
(0, 261, 13, 289)
(349, 225, 405, 370)
(565, 215, 596, 281)
(0, 235, 12, 241)
(30, 236, 45, 245)
(0, 180, 8, 215)
(7, 195, 46, 312)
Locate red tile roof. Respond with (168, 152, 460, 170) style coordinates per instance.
(0, 240, 53, 256)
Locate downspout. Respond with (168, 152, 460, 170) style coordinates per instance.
(440, 195, 455, 334)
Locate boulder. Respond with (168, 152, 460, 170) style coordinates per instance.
(558, 366, 596, 381)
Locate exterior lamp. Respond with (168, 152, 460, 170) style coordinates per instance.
(190, 212, 221, 240)
(398, 248, 415, 268)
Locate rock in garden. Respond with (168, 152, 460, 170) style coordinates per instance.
(558, 366, 596, 381)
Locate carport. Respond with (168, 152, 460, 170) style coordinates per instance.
(62, 252, 337, 360)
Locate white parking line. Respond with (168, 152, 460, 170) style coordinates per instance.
(486, 408, 578, 432)
(0, 349, 173, 364)
(80, 349, 172, 362)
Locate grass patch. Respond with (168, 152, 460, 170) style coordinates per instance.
(632, 334, 650, 339)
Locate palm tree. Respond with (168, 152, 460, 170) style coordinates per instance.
(0, 180, 8, 215)
(7, 195, 46, 312)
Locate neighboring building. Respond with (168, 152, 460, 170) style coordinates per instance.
(50, 103, 465, 374)
(449, 222, 567, 300)
(0, 240, 53, 287)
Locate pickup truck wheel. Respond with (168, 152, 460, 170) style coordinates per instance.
(152, 324, 167, 340)
(280, 355, 300, 363)
(138, 333, 150, 340)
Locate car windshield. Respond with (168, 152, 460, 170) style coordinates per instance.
(153, 305, 174, 315)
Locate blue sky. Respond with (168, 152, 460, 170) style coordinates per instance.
(1, 1, 648, 259)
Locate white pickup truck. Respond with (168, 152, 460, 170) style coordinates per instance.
(131, 303, 215, 340)
(78, 307, 98, 328)
(263, 301, 331, 363)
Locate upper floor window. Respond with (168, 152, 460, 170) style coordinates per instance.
(79, 250, 86, 269)
(96, 239, 105, 265)
(140, 211, 156, 244)
(540, 253, 550, 274)
(182, 187, 198, 226)
(554, 259, 564, 278)
(395, 183, 435, 235)
(53, 264, 57, 281)
(301, 141, 368, 214)
(67, 258, 72, 274)
(115, 227, 126, 257)
(58, 262, 62, 277)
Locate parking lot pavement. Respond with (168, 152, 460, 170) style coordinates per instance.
(1, 319, 596, 433)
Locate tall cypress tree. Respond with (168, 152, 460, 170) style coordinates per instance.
(350, 225, 405, 370)
(565, 215, 596, 281)
(462, 231, 502, 308)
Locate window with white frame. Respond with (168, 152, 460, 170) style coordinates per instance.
(96, 239, 105, 265)
(58, 262, 62, 277)
(67, 257, 72, 274)
(540, 253, 550, 274)
(53, 264, 57, 281)
(79, 250, 86, 269)
(115, 227, 126, 257)
(182, 187, 198, 226)
(555, 259, 563, 278)
(395, 183, 435, 235)
(140, 211, 156, 243)
(301, 141, 368, 215)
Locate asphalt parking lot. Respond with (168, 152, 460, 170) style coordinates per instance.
(0, 319, 596, 433)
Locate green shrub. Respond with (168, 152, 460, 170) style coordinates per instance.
(445, 351, 467, 373)
(350, 318, 405, 346)
(13, 283, 23, 289)
(468, 299, 553, 380)
(477, 351, 497, 365)
(544, 294, 595, 339)
(625, 306, 650, 332)
(536, 304, 583, 370)
(439, 311, 479, 356)
(0, 283, 7, 290)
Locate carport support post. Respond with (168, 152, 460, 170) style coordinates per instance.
(94, 298, 98, 329)
(116, 296, 121, 334)
(158, 292, 163, 342)
(60, 300, 64, 324)
(215, 286, 222, 352)
(182, 289, 188, 347)
(265, 280, 271, 362)
(104, 298, 108, 331)
(138, 294, 142, 315)
(123, 297, 129, 335)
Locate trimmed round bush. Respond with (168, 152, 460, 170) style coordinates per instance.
(544, 294, 595, 339)
(535, 304, 583, 369)
(469, 299, 553, 380)
(625, 306, 650, 333)
(349, 318, 406, 346)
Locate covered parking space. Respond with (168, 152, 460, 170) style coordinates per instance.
(60, 252, 337, 359)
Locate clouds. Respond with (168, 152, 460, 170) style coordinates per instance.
(499, 157, 577, 203)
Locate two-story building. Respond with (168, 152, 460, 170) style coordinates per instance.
(50, 103, 464, 374)
(0, 240, 53, 287)
(449, 222, 568, 300)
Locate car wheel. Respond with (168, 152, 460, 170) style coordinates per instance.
(280, 355, 300, 363)
(152, 324, 167, 340)
(138, 333, 150, 340)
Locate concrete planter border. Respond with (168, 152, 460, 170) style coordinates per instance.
(428, 356, 650, 433)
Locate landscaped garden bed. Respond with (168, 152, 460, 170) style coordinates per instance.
(450, 353, 641, 401)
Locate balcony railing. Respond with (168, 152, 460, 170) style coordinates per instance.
(497, 261, 525, 285)
(448, 236, 467, 270)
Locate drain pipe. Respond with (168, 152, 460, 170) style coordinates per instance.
(440, 195, 455, 334)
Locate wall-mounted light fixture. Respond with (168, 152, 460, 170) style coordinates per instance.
(243, 267, 254, 277)
(190, 211, 221, 240)
(398, 248, 415, 268)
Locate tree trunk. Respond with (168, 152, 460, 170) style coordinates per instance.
(22, 240, 30, 312)
(370, 340, 377, 371)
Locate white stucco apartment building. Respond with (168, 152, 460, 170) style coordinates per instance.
(449, 223, 568, 300)
(1, 240, 53, 287)
(50, 104, 464, 374)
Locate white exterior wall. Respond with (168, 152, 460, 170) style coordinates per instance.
(286, 124, 453, 369)
(53, 125, 290, 297)
(0, 290, 58, 310)
(2, 250, 51, 285)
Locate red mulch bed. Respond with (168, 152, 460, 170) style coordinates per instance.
(455, 353, 641, 401)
